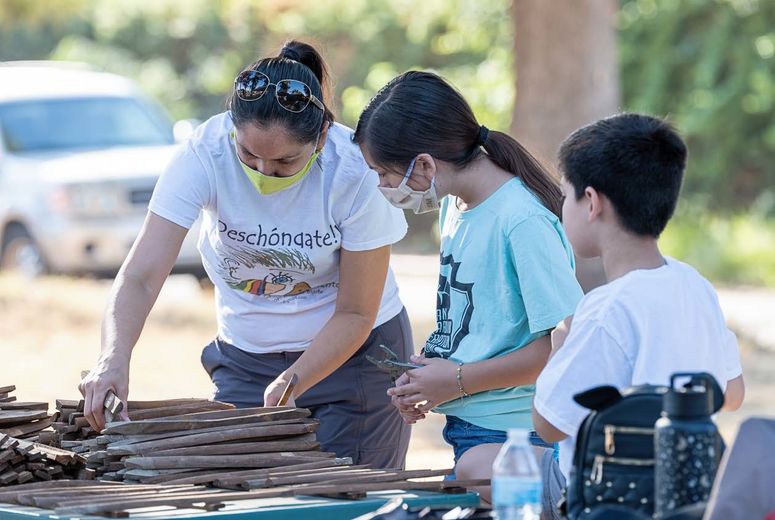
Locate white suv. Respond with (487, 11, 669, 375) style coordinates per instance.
(0, 62, 202, 278)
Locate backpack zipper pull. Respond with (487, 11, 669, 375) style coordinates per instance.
(591, 455, 605, 484)
(604, 425, 616, 455)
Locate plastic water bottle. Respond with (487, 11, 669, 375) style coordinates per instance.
(492, 428, 542, 520)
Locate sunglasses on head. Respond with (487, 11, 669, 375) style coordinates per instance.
(234, 70, 325, 113)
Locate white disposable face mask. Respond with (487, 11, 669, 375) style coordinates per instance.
(378, 157, 440, 214)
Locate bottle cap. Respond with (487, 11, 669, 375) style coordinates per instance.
(663, 372, 722, 419)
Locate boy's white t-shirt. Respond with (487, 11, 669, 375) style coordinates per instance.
(149, 113, 407, 354)
(534, 257, 743, 480)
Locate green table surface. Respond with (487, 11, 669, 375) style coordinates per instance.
(0, 490, 480, 519)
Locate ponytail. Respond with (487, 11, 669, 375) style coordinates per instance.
(482, 131, 563, 217)
(278, 40, 335, 126)
(354, 71, 562, 217)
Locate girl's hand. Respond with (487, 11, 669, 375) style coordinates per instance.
(390, 372, 426, 424)
(387, 356, 460, 414)
(264, 373, 296, 407)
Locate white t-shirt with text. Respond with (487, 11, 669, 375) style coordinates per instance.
(149, 113, 407, 353)
(534, 257, 743, 479)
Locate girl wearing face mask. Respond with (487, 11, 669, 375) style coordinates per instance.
(79, 41, 413, 470)
(353, 71, 584, 502)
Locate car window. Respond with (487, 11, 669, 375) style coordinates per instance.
(0, 96, 174, 152)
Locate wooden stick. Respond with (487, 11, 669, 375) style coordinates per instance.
(6, 484, 198, 506)
(122, 398, 233, 410)
(144, 465, 362, 487)
(125, 452, 335, 470)
(126, 401, 234, 421)
(160, 458, 354, 486)
(155, 406, 296, 422)
(213, 465, 371, 490)
(278, 374, 299, 406)
(147, 436, 319, 457)
(0, 402, 48, 412)
(107, 422, 318, 455)
(0, 417, 53, 438)
(46, 489, 226, 509)
(54, 487, 307, 515)
(259, 468, 453, 489)
(122, 468, 204, 480)
(0, 410, 48, 426)
(102, 408, 311, 435)
(102, 417, 315, 447)
(30, 486, 211, 509)
(0, 480, 124, 503)
(245, 469, 378, 489)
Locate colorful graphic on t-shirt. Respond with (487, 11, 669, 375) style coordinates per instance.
(216, 244, 333, 300)
(214, 219, 342, 301)
(425, 253, 474, 358)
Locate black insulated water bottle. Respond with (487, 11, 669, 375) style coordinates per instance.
(654, 372, 725, 519)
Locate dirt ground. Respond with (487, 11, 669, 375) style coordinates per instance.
(0, 254, 771, 471)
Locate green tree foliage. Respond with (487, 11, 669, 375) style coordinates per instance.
(3, 0, 770, 214)
(0, 0, 514, 129)
(619, 0, 775, 213)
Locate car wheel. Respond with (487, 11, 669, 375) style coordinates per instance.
(0, 226, 47, 277)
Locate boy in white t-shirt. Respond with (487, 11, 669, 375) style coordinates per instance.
(531, 113, 745, 498)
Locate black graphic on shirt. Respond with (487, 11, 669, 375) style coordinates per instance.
(424, 253, 474, 359)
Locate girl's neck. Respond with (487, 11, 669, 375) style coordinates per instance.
(451, 155, 514, 210)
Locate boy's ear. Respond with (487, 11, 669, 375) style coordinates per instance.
(585, 186, 604, 223)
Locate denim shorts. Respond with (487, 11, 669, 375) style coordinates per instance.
(442, 415, 558, 463)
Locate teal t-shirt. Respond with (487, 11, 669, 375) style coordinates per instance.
(427, 177, 583, 431)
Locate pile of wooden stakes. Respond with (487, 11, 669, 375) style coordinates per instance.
(0, 402, 488, 517)
(0, 433, 85, 485)
(0, 470, 486, 518)
(79, 405, 339, 482)
(51, 397, 234, 447)
(0, 385, 52, 441)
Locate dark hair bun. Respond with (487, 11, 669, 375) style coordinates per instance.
(280, 40, 327, 89)
(230, 39, 334, 143)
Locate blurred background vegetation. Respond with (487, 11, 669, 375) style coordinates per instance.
(1, 0, 773, 286)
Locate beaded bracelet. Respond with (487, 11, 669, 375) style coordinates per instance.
(456, 362, 470, 398)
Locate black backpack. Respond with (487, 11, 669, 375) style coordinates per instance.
(565, 384, 666, 519)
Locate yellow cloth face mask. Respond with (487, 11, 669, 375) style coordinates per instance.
(231, 131, 320, 195)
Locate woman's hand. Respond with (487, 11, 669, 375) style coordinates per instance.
(264, 373, 296, 408)
(79, 354, 130, 432)
(387, 355, 461, 414)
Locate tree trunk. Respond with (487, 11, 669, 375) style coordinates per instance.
(511, 0, 620, 168)
(512, 0, 619, 292)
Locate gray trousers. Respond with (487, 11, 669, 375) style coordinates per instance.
(200, 308, 413, 469)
